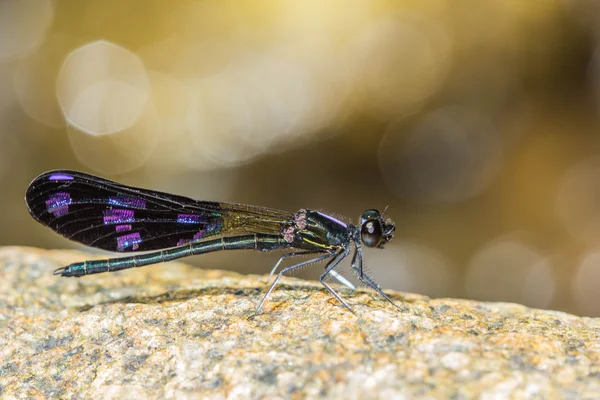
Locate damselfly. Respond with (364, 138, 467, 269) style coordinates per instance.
(25, 170, 399, 313)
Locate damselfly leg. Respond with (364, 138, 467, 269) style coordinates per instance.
(351, 246, 402, 310)
(319, 247, 354, 313)
(267, 251, 324, 281)
(255, 252, 334, 314)
(268, 251, 356, 290)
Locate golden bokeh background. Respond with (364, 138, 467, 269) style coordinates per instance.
(2, 0, 600, 315)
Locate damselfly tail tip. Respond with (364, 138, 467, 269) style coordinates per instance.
(53, 267, 66, 276)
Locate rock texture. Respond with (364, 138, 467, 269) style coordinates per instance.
(0, 247, 599, 399)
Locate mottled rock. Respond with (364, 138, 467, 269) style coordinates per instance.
(0, 247, 599, 399)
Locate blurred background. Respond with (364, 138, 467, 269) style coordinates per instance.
(2, 0, 600, 316)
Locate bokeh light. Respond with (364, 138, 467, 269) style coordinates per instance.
(556, 157, 600, 245)
(367, 241, 456, 298)
(352, 13, 452, 119)
(0, 0, 54, 61)
(186, 53, 319, 169)
(56, 40, 151, 137)
(378, 106, 503, 202)
(572, 251, 600, 316)
(465, 236, 555, 309)
(13, 34, 80, 129)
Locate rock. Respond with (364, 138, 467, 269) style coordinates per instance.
(0, 246, 599, 399)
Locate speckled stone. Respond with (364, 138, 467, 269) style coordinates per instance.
(0, 247, 599, 399)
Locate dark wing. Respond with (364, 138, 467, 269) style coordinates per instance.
(25, 170, 292, 252)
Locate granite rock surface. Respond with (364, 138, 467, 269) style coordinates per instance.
(0, 247, 599, 399)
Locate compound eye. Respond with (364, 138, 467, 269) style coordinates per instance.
(360, 209, 381, 225)
(361, 219, 383, 247)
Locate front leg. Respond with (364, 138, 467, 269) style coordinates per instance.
(351, 246, 402, 310)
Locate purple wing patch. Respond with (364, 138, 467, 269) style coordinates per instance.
(48, 173, 74, 181)
(115, 224, 132, 232)
(175, 230, 207, 246)
(176, 214, 204, 224)
(108, 197, 146, 209)
(45, 192, 71, 217)
(117, 232, 142, 251)
(103, 209, 135, 224)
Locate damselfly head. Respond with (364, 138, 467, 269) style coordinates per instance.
(359, 209, 395, 248)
